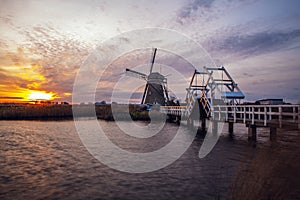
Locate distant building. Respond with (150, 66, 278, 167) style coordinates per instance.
(255, 99, 284, 105)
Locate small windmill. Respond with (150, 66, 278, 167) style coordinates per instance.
(125, 48, 169, 105)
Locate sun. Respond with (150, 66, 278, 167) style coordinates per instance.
(28, 91, 54, 100)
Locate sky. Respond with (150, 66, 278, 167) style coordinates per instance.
(0, 0, 300, 103)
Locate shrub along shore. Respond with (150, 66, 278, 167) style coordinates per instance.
(0, 104, 151, 121)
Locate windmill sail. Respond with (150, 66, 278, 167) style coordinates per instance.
(125, 68, 147, 80)
(149, 48, 157, 74)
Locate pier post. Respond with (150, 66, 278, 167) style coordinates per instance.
(201, 118, 206, 132)
(187, 118, 194, 128)
(248, 125, 257, 141)
(228, 122, 234, 137)
(298, 106, 300, 130)
(270, 127, 277, 141)
(212, 121, 218, 136)
(176, 116, 181, 125)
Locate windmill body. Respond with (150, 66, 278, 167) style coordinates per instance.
(125, 48, 169, 105)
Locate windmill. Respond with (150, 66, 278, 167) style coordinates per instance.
(125, 48, 169, 105)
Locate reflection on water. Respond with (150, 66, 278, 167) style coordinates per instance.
(0, 120, 299, 199)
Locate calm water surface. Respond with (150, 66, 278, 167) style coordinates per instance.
(0, 120, 299, 200)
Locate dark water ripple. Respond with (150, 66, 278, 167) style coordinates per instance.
(0, 120, 299, 200)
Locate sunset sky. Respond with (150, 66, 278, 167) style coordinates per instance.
(1, 0, 300, 103)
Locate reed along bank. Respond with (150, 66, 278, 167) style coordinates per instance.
(0, 104, 150, 120)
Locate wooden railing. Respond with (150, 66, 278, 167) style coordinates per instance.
(160, 104, 300, 129)
(213, 105, 299, 128)
(160, 106, 186, 116)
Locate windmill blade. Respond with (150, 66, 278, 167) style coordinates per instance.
(125, 68, 147, 81)
(141, 84, 149, 104)
(149, 48, 157, 74)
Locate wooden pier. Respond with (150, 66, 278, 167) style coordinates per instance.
(160, 104, 300, 141)
(160, 67, 300, 142)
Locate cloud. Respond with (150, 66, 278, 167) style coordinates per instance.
(176, 0, 256, 25)
(0, 22, 91, 101)
(178, 0, 215, 19)
(0, 14, 14, 27)
(176, 0, 216, 24)
(20, 25, 90, 96)
(202, 28, 300, 62)
(1, 0, 299, 103)
(221, 29, 300, 55)
(0, 96, 24, 99)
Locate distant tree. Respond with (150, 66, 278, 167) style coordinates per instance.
(95, 101, 106, 105)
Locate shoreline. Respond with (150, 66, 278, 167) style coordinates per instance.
(0, 104, 151, 121)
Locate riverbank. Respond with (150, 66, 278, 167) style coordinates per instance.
(0, 104, 151, 121)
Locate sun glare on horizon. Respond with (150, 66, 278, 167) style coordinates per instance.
(28, 91, 54, 101)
